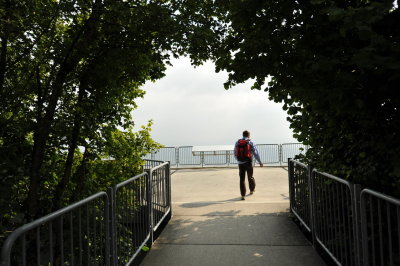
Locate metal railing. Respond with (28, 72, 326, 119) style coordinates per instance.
(312, 170, 358, 266)
(150, 163, 171, 234)
(0, 192, 110, 266)
(1, 160, 171, 266)
(361, 189, 400, 266)
(111, 172, 150, 265)
(288, 159, 400, 266)
(146, 143, 307, 167)
(288, 160, 312, 233)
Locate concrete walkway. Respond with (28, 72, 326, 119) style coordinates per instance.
(141, 167, 325, 266)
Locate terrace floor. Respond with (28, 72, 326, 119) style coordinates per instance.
(141, 167, 325, 266)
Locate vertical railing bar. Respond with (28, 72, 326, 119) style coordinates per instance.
(127, 184, 131, 261)
(326, 177, 333, 250)
(132, 182, 137, 251)
(330, 182, 337, 260)
(301, 166, 306, 226)
(22, 233, 26, 266)
(138, 180, 142, 249)
(299, 166, 304, 225)
(370, 195, 376, 266)
(334, 183, 341, 260)
(124, 186, 128, 263)
(317, 173, 322, 244)
(127, 183, 131, 256)
(133, 181, 137, 251)
(70, 212, 74, 265)
(335, 184, 342, 264)
(149, 169, 154, 243)
(340, 185, 347, 265)
(49, 221, 53, 265)
(154, 169, 157, 227)
(353, 185, 362, 266)
(331, 181, 337, 257)
(347, 185, 354, 265)
(135, 181, 138, 251)
(378, 199, 384, 266)
(294, 165, 299, 218)
(143, 178, 146, 247)
(288, 159, 293, 212)
(86, 204, 90, 266)
(361, 192, 369, 266)
(325, 178, 332, 252)
(310, 169, 316, 247)
(36, 227, 40, 266)
(322, 174, 328, 246)
(111, 188, 117, 266)
(315, 173, 322, 242)
(158, 169, 161, 224)
(304, 167, 308, 227)
(60, 216, 64, 266)
(387, 202, 393, 266)
(129, 182, 134, 254)
(115, 191, 119, 263)
(78, 207, 82, 266)
(159, 170, 162, 219)
(320, 174, 326, 244)
(93, 201, 97, 264)
(103, 196, 108, 266)
(397, 206, 400, 266)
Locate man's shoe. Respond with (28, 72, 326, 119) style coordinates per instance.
(250, 190, 255, 194)
(241, 196, 245, 200)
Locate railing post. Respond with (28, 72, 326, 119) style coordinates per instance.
(166, 163, 172, 214)
(201, 152, 204, 167)
(308, 167, 316, 247)
(288, 158, 293, 212)
(353, 184, 363, 266)
(279, 144, 283, 165)
(175, 147, 179, 168)
(360, 190, 369, 266)
(148, 170, 154, 243)
(107, 187, 116, 266)
(226, 151, 230, 166)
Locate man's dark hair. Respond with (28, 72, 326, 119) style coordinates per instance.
(243, 130, 250, 137)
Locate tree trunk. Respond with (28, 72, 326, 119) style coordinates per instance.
(26, 0, 104, 219)
(52, 76, 87, 210)
(70, 146, 91, 203)
(27, 66, 71, 219)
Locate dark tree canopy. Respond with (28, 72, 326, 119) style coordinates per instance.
(0, 0, 221, 236)
(211, 0, 400, 195)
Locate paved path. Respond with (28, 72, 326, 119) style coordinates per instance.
(141, 167, 325, 266)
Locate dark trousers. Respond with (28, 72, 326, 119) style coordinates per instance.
(238, 162, 255, 196)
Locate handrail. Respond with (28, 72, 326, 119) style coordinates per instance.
(1, 192, 109, 266)
(1, 161, 171, 266)
(288, 159, 400, 266)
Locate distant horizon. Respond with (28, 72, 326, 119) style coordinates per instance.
(132, 57, 297, 146)
(157, 141, 301, 148)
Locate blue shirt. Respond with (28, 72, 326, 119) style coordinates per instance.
(234, 137, 262, 164)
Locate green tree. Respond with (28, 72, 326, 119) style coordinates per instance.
(0, 0, 221, 238)
(211, 0, 400, 195)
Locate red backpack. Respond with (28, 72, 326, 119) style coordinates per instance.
(236, 139, 252, 161)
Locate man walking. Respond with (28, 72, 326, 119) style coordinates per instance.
(234, 130, 263, 200)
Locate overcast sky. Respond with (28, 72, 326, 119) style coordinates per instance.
(131, 57, 296, 147)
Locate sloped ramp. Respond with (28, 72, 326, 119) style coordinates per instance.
(141, 168, 325, 266)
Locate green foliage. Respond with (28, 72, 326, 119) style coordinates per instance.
(211, 1, 400, 195)
(0, 0, 219, 238)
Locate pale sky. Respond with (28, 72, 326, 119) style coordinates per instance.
(131, 57, 296, 147)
